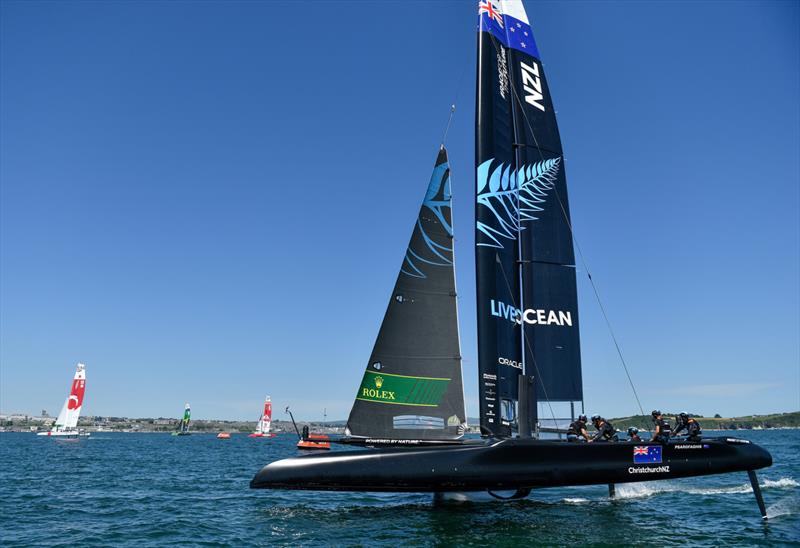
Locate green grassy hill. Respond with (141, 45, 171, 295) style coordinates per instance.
(609, 411, 800, 431)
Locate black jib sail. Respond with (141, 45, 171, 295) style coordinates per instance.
(476, 0, 582, 437)
(346, 147, 466, 441)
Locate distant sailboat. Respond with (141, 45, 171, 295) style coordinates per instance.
(37, 363, 89, 438)
(172, 403, 191, 436)
(249, 396, 275, 438)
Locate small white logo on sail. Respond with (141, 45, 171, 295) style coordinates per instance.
(497, 46, 509, 99)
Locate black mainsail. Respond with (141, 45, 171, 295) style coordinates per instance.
(346, 147, 466, 441)
(476, 0, 582, 437)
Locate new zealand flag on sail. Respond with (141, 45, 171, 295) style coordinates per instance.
(478, 0, 540, 58)
(633, 446, 662, 464)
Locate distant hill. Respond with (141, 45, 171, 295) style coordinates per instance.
(607, 411, 800, 431)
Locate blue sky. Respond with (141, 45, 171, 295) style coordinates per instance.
(1, 1, 797, 421)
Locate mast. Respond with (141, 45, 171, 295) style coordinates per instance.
(476, 0, 582, 438)
(476, 0, 523, 438)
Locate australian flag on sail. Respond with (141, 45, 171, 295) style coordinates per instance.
(633, 446, 663, 464)
(478, 0, 540, 59)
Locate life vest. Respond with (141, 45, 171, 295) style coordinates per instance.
(567, 420, 586, 436)
(597, 421, 615, 440)
(654, 418, 672, 441)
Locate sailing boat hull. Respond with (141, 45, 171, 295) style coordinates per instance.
(250, 437, 771, 492)
(36, 431, 89, 438)
(297, 434, 331, 450)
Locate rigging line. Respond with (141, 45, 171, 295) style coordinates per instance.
(441, 104, 456, 147)
(441, 54, 470, 147)
(502, 53, 650, 432)
(494, 253, 559, 428)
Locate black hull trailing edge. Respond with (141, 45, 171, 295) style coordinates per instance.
(251, 437, 771, 493)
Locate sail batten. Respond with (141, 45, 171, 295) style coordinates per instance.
(346, 148, 466, 441)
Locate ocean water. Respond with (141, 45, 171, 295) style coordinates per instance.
(1, 429, 797, 546)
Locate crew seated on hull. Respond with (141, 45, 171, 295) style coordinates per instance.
(567, 415, 590, 442)
(673, 412, 702, 441)
(651, 410, 672, 443)
(590, 415, 617, 442)
(627, 427, 642, 442)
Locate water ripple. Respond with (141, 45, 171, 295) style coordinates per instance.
(1, 430, 797, 546)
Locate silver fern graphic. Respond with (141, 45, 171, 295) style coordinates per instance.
(401, 163, 453, 278)
(476, 157, 561, 249)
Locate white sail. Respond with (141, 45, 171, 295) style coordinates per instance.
(54, 399, 69, 430)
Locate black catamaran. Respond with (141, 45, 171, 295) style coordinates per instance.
(252, 0, 772, 517)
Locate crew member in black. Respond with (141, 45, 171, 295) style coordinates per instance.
(590, 414, 616, 442)
(651, 410, 672, 443)
(673, 412, 702, 441)
(567, 414, 590, 442)
(627, 427, 642, 442)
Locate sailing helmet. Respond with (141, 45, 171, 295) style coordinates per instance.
(651, 410, 661, 417)
(577, 414, 587, 422)
(628, 427, 639, 435)
(679, 412, 689, 421)
(591, 414, 601, 422)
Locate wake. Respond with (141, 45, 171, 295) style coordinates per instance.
(765, 494, 799, 520)
(614, 476, 798, 499)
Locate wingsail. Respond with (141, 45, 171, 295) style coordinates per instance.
(38, 363, 86, 436)
(174, 403, 191, 435)
(258, 396, 272, 435)
(476, 0, 582, 437)
(250, 396, 273, 437)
